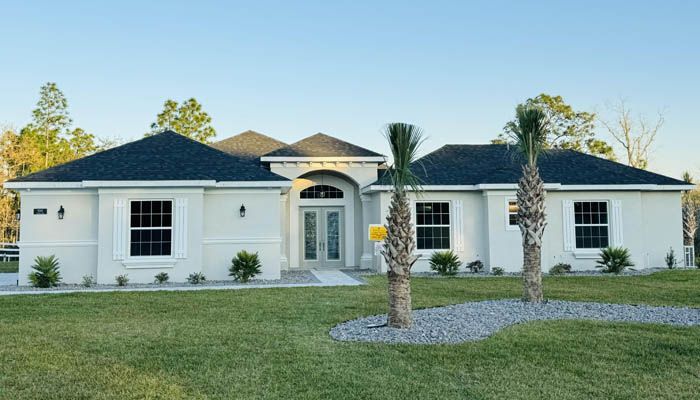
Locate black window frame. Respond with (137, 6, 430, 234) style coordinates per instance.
(573, 200, 610, 250)
(415, 201, 451, 251)
(129, 200, 173, 257)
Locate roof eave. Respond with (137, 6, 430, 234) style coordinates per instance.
(261, 156, 386, 163)
(4, 180, 292, 190)
(360, 183, 695, 193)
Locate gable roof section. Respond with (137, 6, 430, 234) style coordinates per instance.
(262, 132, 384, 159)
(6, 131, 289, 186)
(371, 144, 689, 189)
(211, 130, 287, 160)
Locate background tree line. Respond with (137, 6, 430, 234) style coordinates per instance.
(0, 82, 216, 242)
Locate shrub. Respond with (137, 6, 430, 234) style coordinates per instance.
(28, 255, 62, 288)
(115, 274, 129, 286)
(665, 247, 677, 269)
(229, 251, 263, 282)
(466, 259, 484, 273)
(81, 275, 96, 287)
(429, 250, 461, 276)
(596, 246, 634, 274)
(154, 272, 170, 284)
(187, 272, 206, 284)
(491, 267, 505, 276)
(549, 263, 572, 275)
(696, 256, 700, 268)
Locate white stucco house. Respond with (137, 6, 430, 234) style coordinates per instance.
(4, 130, 693, 284)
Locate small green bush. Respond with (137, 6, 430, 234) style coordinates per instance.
(187, 272, 206, 284)
(81, 275, 95, 287)
(28, 255, 62, 288)
(229, 250, 263, 282)
(491, 267, 505, 276)
(596, 246, 634, 274)
(549, 263, 572, 275)
(429, 250, 461, 276)
(665, 247, 677, 269)
(115, 274, 129, 286)
(466, 259, 484, 273)
(154, 272, 170, 284)
(696, 256, 700, 268)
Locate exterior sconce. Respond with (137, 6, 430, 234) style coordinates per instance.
(58, 205, 65, 220)
(15, 210, 20, 221)
(239, 204, 246, 218)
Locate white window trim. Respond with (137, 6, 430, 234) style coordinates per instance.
(127, 199, 175, 260)
(505, 197, 519, 231)
(573, 200, 610, 252)
(414, 200, 452, 254)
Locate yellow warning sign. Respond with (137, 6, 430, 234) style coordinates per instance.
(368, 224, 387, 241)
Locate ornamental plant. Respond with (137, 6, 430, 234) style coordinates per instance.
(115, 274, 129, 286)
(229, 250, 262, 282)
(28, 255, 62, 288)
(187, 272, 206, 284)
(596, 246, 634, 274)
(491, 267, 505, 276)
(429, 250, 461, 276)
(154, 272, 170, 284)
(549, 263, 572, 275)
(665, 247, 677, 269)
(466, 259, 484, 273)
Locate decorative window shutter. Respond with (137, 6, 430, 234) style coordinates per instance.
(611, 200, 623, 246)
(562, 200, 575, 251)
(113, 199, 126, 260)
(174, 198, 188, 259)
(452, 200, 464, 251)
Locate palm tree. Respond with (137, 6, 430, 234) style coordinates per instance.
(510, 105, 549, 302)
(381, 122, 424, 328)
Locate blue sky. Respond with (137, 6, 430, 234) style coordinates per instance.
(1, 1, 698, 177)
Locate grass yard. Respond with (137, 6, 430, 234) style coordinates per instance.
(0, 271, 699, 399)
(0, 261, 18, 273)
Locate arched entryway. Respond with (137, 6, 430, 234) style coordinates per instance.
(284, 171, 360, 269)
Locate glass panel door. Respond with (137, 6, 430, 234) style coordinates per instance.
(325, 210, 341, 261)
(303, 210, 318, 260)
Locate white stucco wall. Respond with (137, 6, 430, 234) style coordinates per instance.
(371, 189, 684, 274)
(17, 186, 283, 284)
(17, 189, 99, 285)
(202, 188, 282, 280)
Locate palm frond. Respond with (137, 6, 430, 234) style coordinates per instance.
(510, 105, 549, 166)
(383, 122, 425, 193)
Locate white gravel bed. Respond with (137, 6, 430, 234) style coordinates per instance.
(330, 299, 700, 345)
(0, 270, 318, 292)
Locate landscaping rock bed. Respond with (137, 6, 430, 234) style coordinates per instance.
(330, 299, 700, 345)
(0, 270, 319, 292)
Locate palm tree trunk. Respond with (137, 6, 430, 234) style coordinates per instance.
(382, 191, 418, 328)
(517, 164, 546, 302)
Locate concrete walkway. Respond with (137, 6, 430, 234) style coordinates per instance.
(0, 269, 363, 296)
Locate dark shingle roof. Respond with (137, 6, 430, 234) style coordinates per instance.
(211, 130, 287, 160)
(263, 132, 383, 158)
(375, 144, 687, 186)
(9, 131, 289, 183)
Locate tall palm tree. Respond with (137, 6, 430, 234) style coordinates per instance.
(511, 105, 549, 302)
(381, 122, 424, 328)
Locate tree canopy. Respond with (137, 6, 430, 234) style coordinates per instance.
(149, 98, 216, 143)
(495, 94, 616, 160)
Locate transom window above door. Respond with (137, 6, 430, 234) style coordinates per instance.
(300, 185, 344, 199)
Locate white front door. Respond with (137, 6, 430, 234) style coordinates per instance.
(300, 207, 344, 268)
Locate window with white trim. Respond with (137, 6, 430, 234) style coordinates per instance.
(130, 200, 173, 257)
(506, 199, 518, 229)
(416, 201, 450, 250)
(574, 201, 609, 249)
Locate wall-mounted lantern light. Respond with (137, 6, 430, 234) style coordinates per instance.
(239, 204, 246, 218)
(15, 210, 20, 221)
(57, 205, 65, 220)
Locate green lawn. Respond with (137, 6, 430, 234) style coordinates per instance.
(1, 271, 699, 399)
(0, 261, 18, 273)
